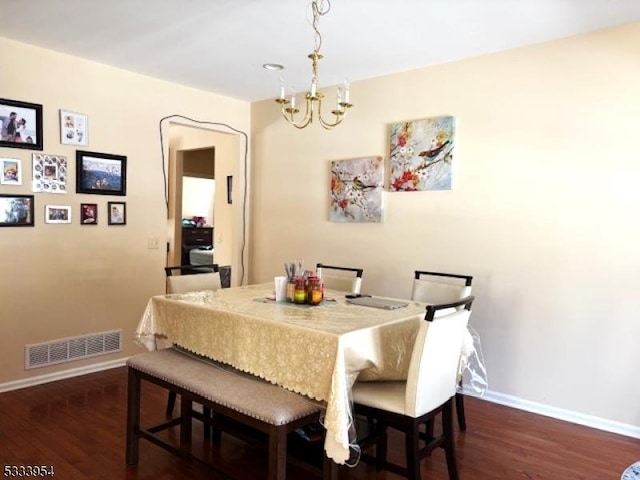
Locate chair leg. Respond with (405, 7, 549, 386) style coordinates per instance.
(405, 420, 421, 480)
(423, 418, 435, 441)
(166, 390, 177, 418)
(442, 400, 460, 480)
(375, 421, 388, 471)
(455, 391, 467, 431)
(125, 369, 141, 465)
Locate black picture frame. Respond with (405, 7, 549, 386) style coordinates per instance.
(80, 203, 98, 225)
(76, 150, 127, 196)
(107, 201, 126, 225)
(0, 98, 43, 150)
(0, 194, 35, 227)
(227, 175, 233, 204)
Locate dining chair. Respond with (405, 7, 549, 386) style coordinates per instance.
(412, 270, 472, 305)
(316, 263, 364, 294)
(165, 263, 221, 294)
(352, 296, 474, 480)
(164, 263, 222, 418)
(411, 270, 473, 431)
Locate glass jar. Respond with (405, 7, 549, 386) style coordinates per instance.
(307, 277, 324, 305)
(293, 278, 307, 304)
(286, 279, 296, 302)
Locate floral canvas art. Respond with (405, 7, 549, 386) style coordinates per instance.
(330, 156, 384, 223)
(389, 116, 455, 192)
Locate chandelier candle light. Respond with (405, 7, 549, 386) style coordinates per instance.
(275, 0, 353, 129)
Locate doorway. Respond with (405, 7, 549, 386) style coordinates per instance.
(165, 121, 246, 286)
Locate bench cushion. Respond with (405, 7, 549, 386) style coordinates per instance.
(127, 348, 321, 426)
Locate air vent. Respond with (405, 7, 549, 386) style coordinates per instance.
(25, 330, 122, 370)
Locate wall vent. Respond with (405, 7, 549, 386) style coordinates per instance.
(25, 330, 122, 370)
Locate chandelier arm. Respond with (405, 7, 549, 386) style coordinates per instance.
(280, 96, 313, 129)
(318, 110, 345, 129)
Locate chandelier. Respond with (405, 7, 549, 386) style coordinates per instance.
(275, 0, 353, 130)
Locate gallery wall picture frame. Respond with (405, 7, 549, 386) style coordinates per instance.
(108, 201, 126, 225)
(32, 154, 68, 193)
(227, 175, 233, 204)
(1, 158, 22, 185)
(80, 203, 98, 225)
(45, 205, 72, 224)
(0, 194, 34, 227)
(76, 150, 127, 196)
(60, 109, 88, 146)
(0, 98, 43, 150)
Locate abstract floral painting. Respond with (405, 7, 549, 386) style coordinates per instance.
(389, 116, 455, 192)
(330, 156, 384, 223)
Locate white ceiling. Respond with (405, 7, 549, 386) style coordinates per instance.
(1, 0, 639, 102)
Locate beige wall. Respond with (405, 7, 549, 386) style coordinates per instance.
(0, 38, 249, 383)
(250, 23, 640, 428)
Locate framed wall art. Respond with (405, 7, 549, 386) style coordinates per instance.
(76, 150, 127, 196)
(389, 115, 455, 192)
(330, 156, 384, 223)
(108, 201, 126, 225)
(1, 158, 22, 185)
(45, 205, 72, 224)
(60, 109, 88, 146)
(80, 203, 98, 225)
(0, 194, 34, 227)
(0, 98, 43, 150)
(32, 154, 68, 193)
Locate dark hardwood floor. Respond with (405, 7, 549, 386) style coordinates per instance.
(0, 367, 638, 479)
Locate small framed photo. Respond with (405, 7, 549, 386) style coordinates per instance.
(60, 109, 88, 146)
(0, 194, 34, 227)
(76, 150, 127, 196)
(45, 205, 72, 224)
(0, 98, 43, 150)
(80, 203, 98, 225)
(1, 158, 22, 185)
(108, 201, 126, 225)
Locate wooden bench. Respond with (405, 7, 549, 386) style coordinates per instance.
(126, 348, 338, 480)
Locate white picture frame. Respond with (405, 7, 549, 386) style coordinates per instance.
(59, 109, 88, 146)
(1, 157, 22, 185)
(45, 205, 72, 224)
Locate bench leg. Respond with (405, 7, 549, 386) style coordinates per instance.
(323, 453, 339, 480)
(268, 426, 287, 480)
(180, 396, 193, 449)
(166, 390, 177, 418)
(202, 406, 212, 440)
(126, 368, 141, 465)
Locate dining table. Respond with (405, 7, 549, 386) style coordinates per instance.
(135, 283, 428, 464)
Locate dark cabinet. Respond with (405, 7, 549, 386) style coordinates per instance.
(181, 227, 213, 265)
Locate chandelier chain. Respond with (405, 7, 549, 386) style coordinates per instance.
(311, 0, 330, 54)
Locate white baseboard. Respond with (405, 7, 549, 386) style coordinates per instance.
(476, 388, 640, 440)
(0, 357, 128, 393)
